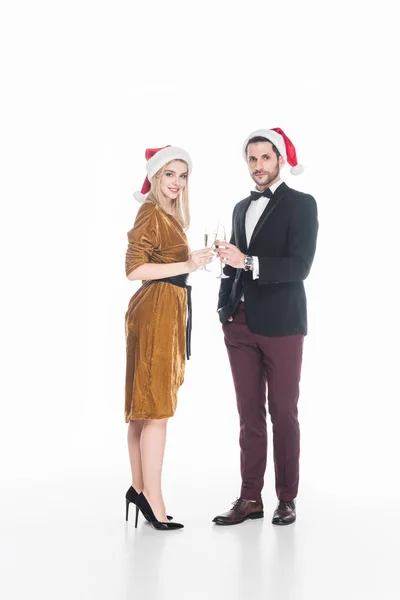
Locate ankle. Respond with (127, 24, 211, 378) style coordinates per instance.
(142, 488, 162, 502)
(142, 490, 166, 513)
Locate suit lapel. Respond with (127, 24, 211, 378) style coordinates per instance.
(248, 182, 288, 248)
(237, 196, 252, 253)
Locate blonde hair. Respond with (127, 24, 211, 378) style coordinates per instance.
(146, 160, 190, 230)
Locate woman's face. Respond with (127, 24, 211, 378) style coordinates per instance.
(160, 160, 188, 201)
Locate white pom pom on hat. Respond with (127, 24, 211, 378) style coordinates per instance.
(133, 191, 147, 203)
(134, 145, 193, 203)
(243, 127, 304, 175)
(289, 164, 304, 175)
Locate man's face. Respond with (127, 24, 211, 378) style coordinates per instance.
(246, 141, 284, 189)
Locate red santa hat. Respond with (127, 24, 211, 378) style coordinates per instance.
(133, 145, 193, 203)
(242, 127, 304, 175)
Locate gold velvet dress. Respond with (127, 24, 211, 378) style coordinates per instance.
(124, 202, 190, 421)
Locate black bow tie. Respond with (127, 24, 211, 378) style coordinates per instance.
(250, 189, 273, 201)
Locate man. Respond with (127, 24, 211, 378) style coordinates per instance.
(214, 127, 318, 526)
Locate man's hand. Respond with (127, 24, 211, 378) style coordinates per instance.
(218, 306, 233, 322)
(215, 241, 245, 269)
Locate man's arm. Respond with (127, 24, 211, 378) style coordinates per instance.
(257, 194, 318, 284)
(217, 208, 237, 311)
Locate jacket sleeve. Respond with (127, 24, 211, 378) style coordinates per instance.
(125, 204, 160, 276)
(217, 207, 238, 310)
(258, 194, 318, 284)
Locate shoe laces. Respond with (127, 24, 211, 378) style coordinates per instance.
(279, 501, 294, 510)
(231, 497, 246, 511)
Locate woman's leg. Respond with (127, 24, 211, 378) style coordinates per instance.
(141, 418, 168, 522)
(127, 420, 145, 491)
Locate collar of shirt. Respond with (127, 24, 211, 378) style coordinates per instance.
(253, 178, 283, 196)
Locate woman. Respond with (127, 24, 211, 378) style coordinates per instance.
(124, 146, 213, 531)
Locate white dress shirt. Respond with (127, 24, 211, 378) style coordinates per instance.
(240, 179, 283, 300)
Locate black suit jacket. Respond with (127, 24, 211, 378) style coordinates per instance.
(218, 182, 318, 336)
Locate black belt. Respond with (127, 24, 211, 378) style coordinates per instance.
(153, 275, 192, 360)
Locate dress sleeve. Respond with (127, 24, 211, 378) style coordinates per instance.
(125, 203, 160, 276)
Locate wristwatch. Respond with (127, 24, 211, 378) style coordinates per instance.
(243, 255, 254, 271)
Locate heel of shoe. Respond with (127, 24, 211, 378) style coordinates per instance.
(135, 505, 140, 528)
(125, 499, 130, 522)
(249, 511, 264, 520)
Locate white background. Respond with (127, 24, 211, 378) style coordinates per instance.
(1, 1, 399, 599)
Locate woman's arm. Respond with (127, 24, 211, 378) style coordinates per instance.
(125, 204, 213, 281)
(127, 249, 214, 281)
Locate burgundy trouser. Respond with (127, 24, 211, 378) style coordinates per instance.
(223, 303, 304, 502)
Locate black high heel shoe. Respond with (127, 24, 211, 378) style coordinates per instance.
(125, 487, 173, 522)
(135, 492, 184, 530)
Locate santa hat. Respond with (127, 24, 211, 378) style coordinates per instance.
(242, 127, 304, 175)
(133, 145, 193, 203)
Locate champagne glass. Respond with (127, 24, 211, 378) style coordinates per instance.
(215, 222, 227, 278)
(201, 223, 218, 272)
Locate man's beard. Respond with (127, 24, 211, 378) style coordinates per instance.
(252, 163, 280, 188)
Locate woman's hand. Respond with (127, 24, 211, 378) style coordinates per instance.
(187, 248, 214, 272)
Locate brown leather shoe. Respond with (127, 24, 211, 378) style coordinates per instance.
(272, 500, 296, 525)
(212, 498, 264, 526)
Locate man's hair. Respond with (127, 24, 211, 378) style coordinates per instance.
(245, 136, 281, 159)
